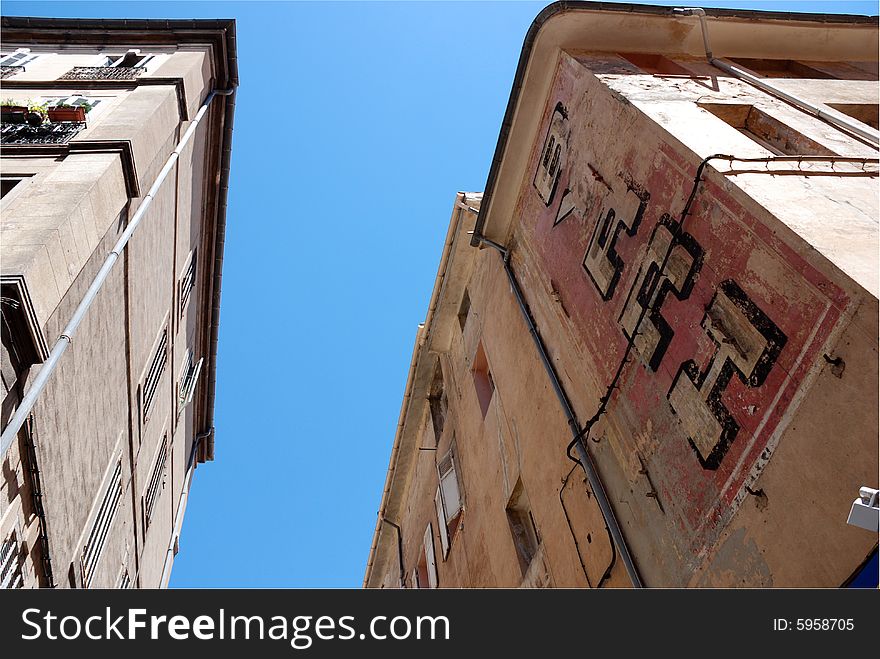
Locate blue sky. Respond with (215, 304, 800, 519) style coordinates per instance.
(3, 1, 876, 587)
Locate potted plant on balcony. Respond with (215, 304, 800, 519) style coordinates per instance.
(47, 101, 87, 122)
(25, 100, 47, 127)
(1, 98, 28, 124)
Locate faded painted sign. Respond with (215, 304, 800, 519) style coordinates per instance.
(517, 56, 848, 557)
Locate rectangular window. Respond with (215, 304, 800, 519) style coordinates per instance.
(427, 358, 446, 445)
(435, 446, 463, 558)
(81, 460, 123, 588)
(619, 53, 696, 76)
(142, 327, 168, 424)
(1, 175, 30, 201)
(1, 532, 23, 589)
(472, 341, 495, 418)
(827, 103, 879, 130)
(729, 58, 834, 79)
(506, 478, 540, 576)
(457, 289, 471, 331)
(699, 103, 836, 156)
(177, 349, 204, 413)
(116, 568, 131, 589)
(143, 437, 168, 530)
(416, 524, 438, 589)
(179, 249, 197, 318)
(102, 50, 153, 68)
(0, 48, 38, 67)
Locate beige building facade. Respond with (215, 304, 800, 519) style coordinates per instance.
(0, 18, 237, 588)
(366, 3, 879, 588)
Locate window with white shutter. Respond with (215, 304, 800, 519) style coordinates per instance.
(0, 48, 39, 67)
(435, 446, 463, 559)
(143, 436, 168, 531)
(81, 460, 123, 588)
(141, 326, 168, 424)
(1, 532, 23, 589)
(423, 524, 437, 589)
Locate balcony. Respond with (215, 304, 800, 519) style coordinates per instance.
(0, 66, 24, 79)
(0, 121, 86, 145)
(58, 66, 144, 81)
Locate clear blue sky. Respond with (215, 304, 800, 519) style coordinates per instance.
(3, 1, 876, 587)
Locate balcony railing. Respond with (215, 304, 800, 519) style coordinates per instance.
(0, 66, 24, 79)
(1, 121, 86, 145)
(58, 66, 144, 81)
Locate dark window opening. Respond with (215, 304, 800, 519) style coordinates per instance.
(729, 58, 834, 79)
(457, 289, 471, 332)
(729, 58, 876, 81)
(428, 358, 446, 444)
(506, 479, 540, 576)
(827, 104, 879, 130)
(619, 53, 697, 76)
(700, 103, 836, 156)
(1, 177, 22, 199)
(472, 342, 494, 419)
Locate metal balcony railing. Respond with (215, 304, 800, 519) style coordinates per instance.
(58, 66, 144, 81)
(0, 66, 24, 79)
(0, 121, 86, 145)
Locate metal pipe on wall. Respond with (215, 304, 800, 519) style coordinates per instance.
(675, 7, 880, 146)
(475, 237, 644, 588)
(0, 89, 229, 460)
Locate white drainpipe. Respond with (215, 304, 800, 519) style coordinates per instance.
(675, 7, 880, 147)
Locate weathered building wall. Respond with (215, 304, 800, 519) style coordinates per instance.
(368, 22, 877, 588)
(1, 26, 234, 589)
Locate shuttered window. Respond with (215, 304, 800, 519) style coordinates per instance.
(81, 460, 123, 588)
(423, 524, 437, 589)
(0, 48, 38, 67)
(142, 328, 168, 423)
(177, 349, 204, 413)
(144, 437, 168, 528)
(179, 250, 197, 317)
(1, 533, 23, 589)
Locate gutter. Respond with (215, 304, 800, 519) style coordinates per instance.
(201, 88, 237, 462)
(364, 192, 474, 588)
(471, 1, 878, 246)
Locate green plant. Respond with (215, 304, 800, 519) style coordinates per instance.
(1, 98, 25, 108)
(27, 100, 48, 116)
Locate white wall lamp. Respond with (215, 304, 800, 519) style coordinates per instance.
(846, 487, 879, 532)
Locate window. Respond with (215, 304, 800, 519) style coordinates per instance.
(415, 524, 438, 589)
(179, 249, 198, 318)
(506, 478, 540, 576)
(0, 48, 39, 67)
(117, 567, 131, 589)
(472, 341, 495, 418)
(143, 437, 168, 531)
(81, 460, 123, 588)
(141, 327, 168, 424)
(435, 446, 463, 558)
(827, 104, 879, 130)
(457, 289, 471, 332)
(700, 103, 836, 156)
(619, 53, 696, 76)
(1, 532, 23, 589)
(1, 175, 30, 200)
(729, 58, 834, 79)
(101, 50, 153, 68)
(427, 359, 446, 445)
(177, 349, 204, 413)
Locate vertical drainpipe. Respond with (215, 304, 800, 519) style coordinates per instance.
(476, 236, 644, 588)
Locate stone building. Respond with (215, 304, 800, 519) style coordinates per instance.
(365, 3, 878, 588)
(0, 18, 237, 588)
